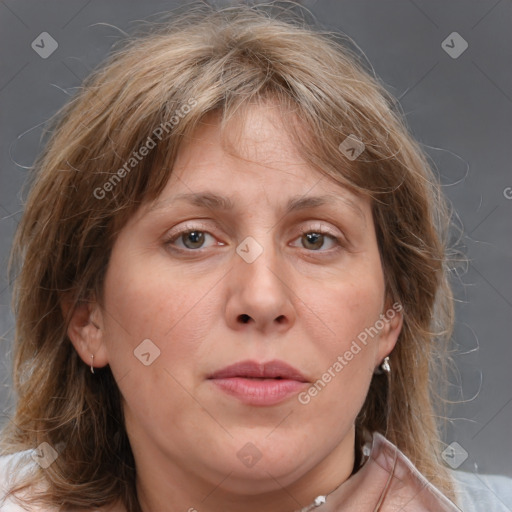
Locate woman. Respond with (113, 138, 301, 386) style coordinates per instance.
(0, 3, 510, 511)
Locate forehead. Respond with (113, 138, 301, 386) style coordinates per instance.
(177, 101, 308, 175)
(139, 101, 370, 224)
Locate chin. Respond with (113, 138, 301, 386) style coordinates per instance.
(210, 462, 306, 496)
(200, 443, 313, 495)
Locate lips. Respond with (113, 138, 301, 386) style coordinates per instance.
(207, 359, 309, 382)
(207, 360, 309, 406)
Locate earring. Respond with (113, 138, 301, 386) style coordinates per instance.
(374, 356, 391, 375)
(90, 354, 95, 374)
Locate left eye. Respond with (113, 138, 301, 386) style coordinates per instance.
(291, 230, 340, 251)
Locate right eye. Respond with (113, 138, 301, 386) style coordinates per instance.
(164, 226, 224, 252)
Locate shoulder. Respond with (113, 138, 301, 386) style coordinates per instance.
(0, 449, 56, 512)
(369, 433, 512, 511)
(450, 469, 512, 511)
(0, 451, 125, 512)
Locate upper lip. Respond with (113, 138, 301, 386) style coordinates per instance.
(208, 359, 309, 382)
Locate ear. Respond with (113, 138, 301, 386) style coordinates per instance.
(374, 299, 403, 370)
(61, 293, 109, 371)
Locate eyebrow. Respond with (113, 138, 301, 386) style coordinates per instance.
(148, 192, 365, 222)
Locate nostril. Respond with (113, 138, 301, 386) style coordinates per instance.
(240, 314, 251, 323)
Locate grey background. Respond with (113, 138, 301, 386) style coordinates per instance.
(0, 0, 511, 481)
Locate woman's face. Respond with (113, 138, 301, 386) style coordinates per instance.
(72, 103, 402, 505)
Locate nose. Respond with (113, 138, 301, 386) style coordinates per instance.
(224, 237, 296, 336)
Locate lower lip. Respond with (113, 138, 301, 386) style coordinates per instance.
(210, 377, 308, 406)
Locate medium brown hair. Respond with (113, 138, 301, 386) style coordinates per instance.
(1, 2, 459, 510)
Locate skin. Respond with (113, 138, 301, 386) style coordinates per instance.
(67, 102, 402, 512)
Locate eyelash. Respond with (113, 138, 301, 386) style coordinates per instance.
(164, 224, 345, 254)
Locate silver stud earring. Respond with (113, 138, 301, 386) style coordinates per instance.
(374, 356, 391, 375)
(90, 354, 95, 374)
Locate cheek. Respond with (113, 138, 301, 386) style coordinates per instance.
(99, 257, 217, 432)
(296, 268, 384, 411)
(306, 273, 385, 348)
(100, 251, 218, 381)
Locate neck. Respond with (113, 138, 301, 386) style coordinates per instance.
(133, 428, 357, 512)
